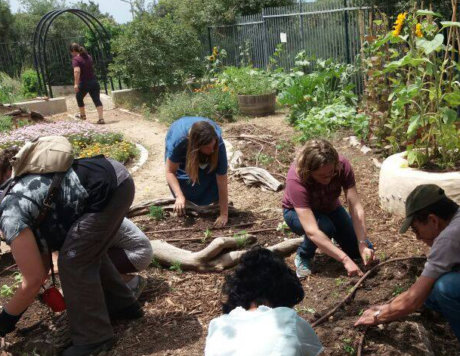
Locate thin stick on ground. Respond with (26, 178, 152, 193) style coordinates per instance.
(357, 327, 368, 356)
(226, 135, 276, 147)
(311, 256, 427, 327)
(0, 264, 17, 276)
(147, 218, 280, 234)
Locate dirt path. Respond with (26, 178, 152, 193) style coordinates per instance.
(69, 96, 291, 207)
(63, 95, 171, 204)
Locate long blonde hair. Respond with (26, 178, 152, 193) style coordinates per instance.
(295, 139, 339, 184)
(185, 121, 219, 184)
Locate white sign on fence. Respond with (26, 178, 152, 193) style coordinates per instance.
(280, 32, 287, 43)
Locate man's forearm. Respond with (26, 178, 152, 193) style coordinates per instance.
(377, 291, 421, 323)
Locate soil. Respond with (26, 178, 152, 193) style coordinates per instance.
(0, 108, 459, 355)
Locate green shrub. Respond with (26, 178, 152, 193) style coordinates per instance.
(217, 66, 274, 95)
(110, 14, 203, 89)
(0, 116, 13, 132)
(157, 88, 238, 125)
(21, 69, 39, 98)
(0, 116, 30, 133)
(0, 72, 23, 104)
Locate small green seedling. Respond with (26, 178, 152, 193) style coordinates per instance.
(233, 230, 250, 248)
(150, 257, 162, 269)
(343, 341, 356, 355)
(392, 284, 405, 297)
(335, 277, 345, 287)
(169, 261, 183, 274)
(358, 308, 364, 316)
(0, 272, 23, 297)
(379, 252, 387, 261)
(149, 205, 165, 220)
(201, 228, 213, 243)
(256, 153, 274, 166)
(276, 221, 289, 233)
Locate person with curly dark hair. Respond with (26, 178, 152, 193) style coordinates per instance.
(205, 247, 323, 355)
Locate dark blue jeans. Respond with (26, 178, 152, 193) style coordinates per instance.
(424, 271, 460, 341)
(283, 206, 361, 260)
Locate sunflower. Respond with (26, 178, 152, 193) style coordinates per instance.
(392, 12, 407, 37)
(415, 23, 423, 38)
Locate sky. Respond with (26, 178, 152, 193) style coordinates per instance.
(8, 0, 134, 24)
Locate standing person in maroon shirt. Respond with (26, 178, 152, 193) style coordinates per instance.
(282, 139, 375, 278)
(70, 43, 104, 124)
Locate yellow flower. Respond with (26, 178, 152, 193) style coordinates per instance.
(415, 23, 423, 38)
(392, 12, 407, 37)
(209, 55, 216, 61)
(212, 46, 218, 56)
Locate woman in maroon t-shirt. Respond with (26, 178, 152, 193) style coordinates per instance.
(282, 139, 375, 278)
(70, 43, 104, 124)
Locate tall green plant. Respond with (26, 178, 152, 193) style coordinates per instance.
(364, 9, 460, 169)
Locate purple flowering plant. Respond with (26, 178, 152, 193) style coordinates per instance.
(0, 120, 138, 163)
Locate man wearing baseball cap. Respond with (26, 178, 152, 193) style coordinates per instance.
(355, 184, 460, 341)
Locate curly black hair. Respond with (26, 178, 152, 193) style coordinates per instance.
(222, 247, 304, 314)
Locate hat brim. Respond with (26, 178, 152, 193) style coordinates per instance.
(399, 215, 414, 234)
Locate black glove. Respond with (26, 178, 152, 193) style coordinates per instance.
(0, 308, 23, 337)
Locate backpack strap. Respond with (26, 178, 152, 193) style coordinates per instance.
(0, 178, 15, 205)
(33, 172, 66, 228)
(34, 172, 66, 287)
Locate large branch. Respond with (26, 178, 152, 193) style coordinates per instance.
(150, 237, 303, 272)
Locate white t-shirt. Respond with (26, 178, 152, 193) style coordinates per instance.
(205, 306, 323, 356)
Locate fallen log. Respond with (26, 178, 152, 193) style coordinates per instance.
(150, 237, 303, 272)
(233, 166, 283, 192)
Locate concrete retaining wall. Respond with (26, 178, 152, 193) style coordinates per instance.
(111, 86, 177, 109)
(12, 97, 67, 116)
(51, 85, 74, 96)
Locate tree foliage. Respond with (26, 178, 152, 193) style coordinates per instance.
(154, 0, 295, 31)
(110, 14, 202, 88)
(0, 0, 15, 42)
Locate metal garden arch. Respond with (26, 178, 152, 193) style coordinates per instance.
(33, 9, 113, 98)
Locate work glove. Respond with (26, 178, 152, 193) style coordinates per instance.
(0, 307, 23, 337)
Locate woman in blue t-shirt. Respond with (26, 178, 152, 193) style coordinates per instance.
(165, 117, 229, 227)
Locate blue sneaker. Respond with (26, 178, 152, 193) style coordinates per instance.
(294, 254, 313, 278)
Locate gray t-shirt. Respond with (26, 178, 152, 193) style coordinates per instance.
(421, 208, 460, 279)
